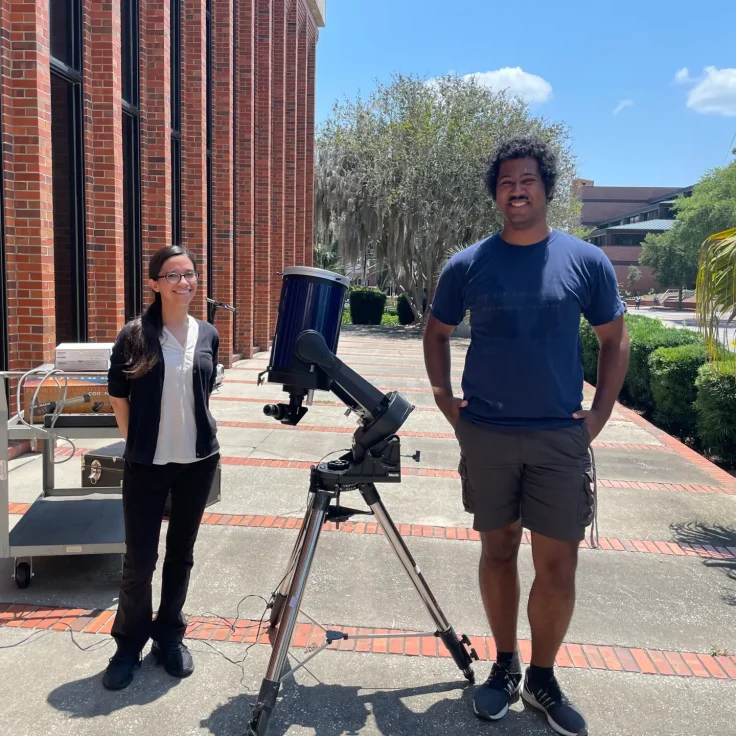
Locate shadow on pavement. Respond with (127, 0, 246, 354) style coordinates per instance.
(201, 679, 552, 736)
(670, 521, 736, 605)
(46, 652, 181, 718)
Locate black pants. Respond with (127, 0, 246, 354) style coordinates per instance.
(111, 454, 220, 654)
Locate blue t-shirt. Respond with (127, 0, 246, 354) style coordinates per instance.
(431, 229, 624, 430)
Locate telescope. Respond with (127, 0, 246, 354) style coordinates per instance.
(247, 267, 477, 736)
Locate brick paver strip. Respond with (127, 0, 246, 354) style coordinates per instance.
(8, 501, 734, 561)
(216, 420, 667, 451)
(0, 603, 732, 680)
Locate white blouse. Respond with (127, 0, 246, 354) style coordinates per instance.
(153, 316, 200, 465)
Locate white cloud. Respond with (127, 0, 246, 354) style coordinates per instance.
(674, 67, 691, 84)
(613, 99, 634, 116)
(463, 67, 553, 104)
(685, 67, 736, 117)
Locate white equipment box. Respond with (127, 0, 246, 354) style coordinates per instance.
(55, 343, 115, 372)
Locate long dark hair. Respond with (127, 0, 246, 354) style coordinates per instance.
(123, 245, 198, 379)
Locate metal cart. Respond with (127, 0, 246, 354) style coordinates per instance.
(1, 367, 126, 589)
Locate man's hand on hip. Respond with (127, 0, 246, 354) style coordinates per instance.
(434, 393, 468, 429)
(572, 408, 608, 442)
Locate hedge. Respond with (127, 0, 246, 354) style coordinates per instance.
(349, 287, 386, 325)
(649, 344, 707, 439)
(624, 319, 702, 411)
(695, 363, 736, 464)
(397, 293, 416, 325)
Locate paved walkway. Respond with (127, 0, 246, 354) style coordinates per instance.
(1, 326, 735, 735)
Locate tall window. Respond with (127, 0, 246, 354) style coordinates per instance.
(50, 0, 87, 343)
(206, 0, 213, 298)
(122, 0, 142, 321)
(171, 0, 182, 245)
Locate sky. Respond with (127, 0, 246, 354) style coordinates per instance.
(314, 0, 736, 188)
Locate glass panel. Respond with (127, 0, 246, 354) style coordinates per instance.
(171, 137, 181, 245)
(51, 73, 76, 343)
(50, 0, 72, 66)
(123, 113, 142, 321)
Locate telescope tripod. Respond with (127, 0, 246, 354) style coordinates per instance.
(246, 461, 478, 736)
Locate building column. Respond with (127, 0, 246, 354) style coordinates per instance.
(283, 0, 298, 273)
(253, 0, 272, 349)
(294, 0, 307, 267)
(304, 19, 316, 267)
(139, 0, 171, 265)
(234, 0, 255, 358)
(83, 0, 125, 339)
(269, 0, 287, 335)
(1, 1, 56, 368)
(181, 0, 208, 320)
(212, 0, 234, 364)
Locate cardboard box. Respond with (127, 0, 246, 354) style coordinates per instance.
(23, 376, 112, 423)
(55, 343, 114, 372)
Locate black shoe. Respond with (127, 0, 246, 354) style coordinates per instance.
(473, 660, 522, 721)
(522, 670, 588, 736)
(102, 648, 142, 690)
(151, 640, 194, 678)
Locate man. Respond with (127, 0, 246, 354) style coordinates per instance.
(423, 135, 629, 736)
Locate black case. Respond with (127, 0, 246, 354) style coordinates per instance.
(81, 442, 221, 515)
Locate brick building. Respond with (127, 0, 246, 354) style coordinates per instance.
(0, 0, 325, 372)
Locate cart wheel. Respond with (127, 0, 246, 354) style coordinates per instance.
(15, 562, 31, 589)
(269, 593, 287, 628)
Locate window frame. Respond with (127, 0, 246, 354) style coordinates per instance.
(50, 0, 88, 343)
(171, 0, 182, 246)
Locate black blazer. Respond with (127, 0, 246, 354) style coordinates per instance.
(107, 319, 220, 465)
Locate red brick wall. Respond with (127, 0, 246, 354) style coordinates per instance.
(269, 0, 286, 335)
(84, 0, 125, 340)
(294, 0, 307, 267)
(304, 19, 316, 267)
(181, 0, 208, 321)
(234, 0, 255, 359)
(211, 0, 234, 361)
(253, 0, 272, 350)
(139, 0, 171, 274)
(1, 0, 56, 368)
(283, 0, 297, 273)
(1, 0, 321, 369)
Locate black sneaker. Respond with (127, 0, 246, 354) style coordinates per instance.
(102, 648, 142, 690)
(151, 640, 194, 678)
(473, 660, 522, 721)
(522, 670, 588, 736)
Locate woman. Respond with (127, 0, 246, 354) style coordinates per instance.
(103, 245, 220, 690)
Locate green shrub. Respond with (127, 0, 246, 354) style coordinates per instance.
(397, 293, 416, 325)
(580, 313, 650, 387)
(349, 287, 387, 325)
(649, 344, 707, 439)
(579, 318, 599, 384)
(695, 363, 736, 464)
(381, 313, 399, 326)
(341, 308, 351, 325)
(625, 321, 702, 411)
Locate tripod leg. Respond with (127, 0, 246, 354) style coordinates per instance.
(269, 494, 315, 627)
(247, 489, 331, 736)
(360, 484, 477, 683)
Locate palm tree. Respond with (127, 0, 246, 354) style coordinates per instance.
(696, 227, 736, 367)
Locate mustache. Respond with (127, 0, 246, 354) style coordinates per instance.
(508, 196, 529, 203)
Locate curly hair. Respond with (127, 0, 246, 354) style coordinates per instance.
(485, 134, 558, 203)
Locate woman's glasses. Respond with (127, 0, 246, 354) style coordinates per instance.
(157, 271, 199, 284)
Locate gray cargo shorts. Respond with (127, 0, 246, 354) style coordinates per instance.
(455, 415, 595, 543)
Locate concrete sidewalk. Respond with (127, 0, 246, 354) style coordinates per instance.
(1, 325, 735, 736)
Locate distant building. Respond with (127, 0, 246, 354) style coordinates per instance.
(577, 182, 694, 293)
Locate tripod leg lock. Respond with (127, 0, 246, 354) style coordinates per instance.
(246, 679, 280, 736)
(436, 628, 479, 684)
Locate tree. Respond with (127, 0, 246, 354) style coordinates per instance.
(641, 161, 736, 307)
(315, 73, 581, 321)
(627, 265, 641, 291)
(697, 227, 736, 367)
